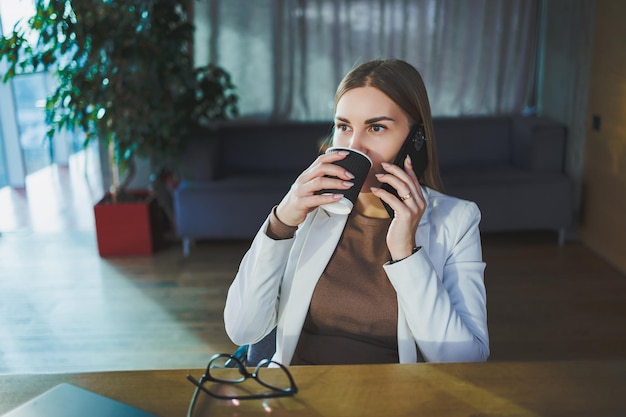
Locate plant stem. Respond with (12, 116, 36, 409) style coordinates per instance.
(108, 140, 119, 204)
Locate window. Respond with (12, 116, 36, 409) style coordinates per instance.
(0, 0, 83, 187)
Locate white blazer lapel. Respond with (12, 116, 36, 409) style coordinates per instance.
(415, 186, 432, 254)
(288, 210, 346, 298)
(279, 210, 348, 357)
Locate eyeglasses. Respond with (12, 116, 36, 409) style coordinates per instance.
(186, 353, 298, 416)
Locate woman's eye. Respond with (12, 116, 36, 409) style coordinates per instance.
(337, 124, 351, 132)
(370, 124, 386, 133)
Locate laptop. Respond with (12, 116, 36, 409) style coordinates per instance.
(2, 383, 158, 417)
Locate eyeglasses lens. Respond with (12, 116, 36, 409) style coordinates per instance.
(207, 355, 246, 383)
(255, 363, 293, 392)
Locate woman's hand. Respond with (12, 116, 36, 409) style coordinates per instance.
(275, 150, 355, 227)
(371, 155, 426, 262)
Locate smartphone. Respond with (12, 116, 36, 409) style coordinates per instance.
(380, 124, 428, 217)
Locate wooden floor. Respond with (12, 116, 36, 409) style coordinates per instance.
(1, 152, 625, 374)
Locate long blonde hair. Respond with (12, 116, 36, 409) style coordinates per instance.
(334, 59, 444, 192)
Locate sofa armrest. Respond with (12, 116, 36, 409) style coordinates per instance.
(512, 116, 567, 173)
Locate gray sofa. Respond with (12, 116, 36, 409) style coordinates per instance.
(174, 116, 572, 255)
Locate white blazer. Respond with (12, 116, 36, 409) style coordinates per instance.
(224, 187, 490, 364)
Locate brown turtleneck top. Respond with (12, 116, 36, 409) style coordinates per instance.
(269, 195, 400, 365)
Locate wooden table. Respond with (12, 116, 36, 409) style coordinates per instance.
(1, 361, 625, 417)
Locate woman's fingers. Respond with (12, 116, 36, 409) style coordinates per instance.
(292, 191, 344, 210)
(404, 155, 425, 202)
(371, 155, 427, 260)
(372, 156, 426, 217)
(299, 175, 354, 196)
(372, 185, 416, 218)
(300, 150, 355, 184)
(294, 154, 355, 199)
(380, 159, 416, 190)
(276, 151, 356, 226)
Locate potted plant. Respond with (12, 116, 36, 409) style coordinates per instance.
(0, 0, 238, 256)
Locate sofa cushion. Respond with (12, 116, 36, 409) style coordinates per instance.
(442, 165, 550, 187)
(435, 117, 512, 168)
(442, 166, 572, 232)
(512, 116, 567, 173)
(179, 139, 218, 182)
(216, 122, 331, 177)
(174, 174, 298, 239)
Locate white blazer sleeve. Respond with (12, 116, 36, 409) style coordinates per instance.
(223, 216, 294, 346)
(384, 201, 489, 362)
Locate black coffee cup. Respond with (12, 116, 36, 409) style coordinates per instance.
(319, 147, 372, 214)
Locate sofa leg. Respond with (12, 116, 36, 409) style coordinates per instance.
(183, 238, 190, 257)
(557, 229, 566, 247)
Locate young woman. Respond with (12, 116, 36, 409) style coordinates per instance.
(224, 59, 489, 364)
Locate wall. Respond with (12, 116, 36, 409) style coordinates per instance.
(578, 0, 626, 273)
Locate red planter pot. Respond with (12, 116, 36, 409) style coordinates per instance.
(94, 191, 161, 257)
